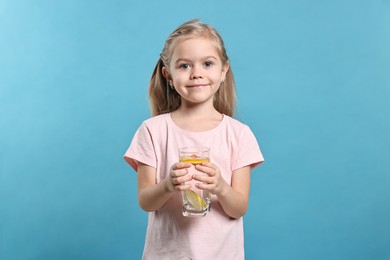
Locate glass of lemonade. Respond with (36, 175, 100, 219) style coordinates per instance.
(179, 146, 211, 217)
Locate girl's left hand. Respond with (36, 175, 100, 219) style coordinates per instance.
(192, 162, 228, 195)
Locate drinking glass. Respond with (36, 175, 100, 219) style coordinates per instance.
(179, 146, 211, 217)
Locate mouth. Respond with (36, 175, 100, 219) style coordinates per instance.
(187, 84, 208, 88)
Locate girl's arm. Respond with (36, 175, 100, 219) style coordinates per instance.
(216, 166, 251, 219)
(137, 162, 192, 212)
(194, 164, 251, 219)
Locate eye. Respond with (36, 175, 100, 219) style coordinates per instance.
(179, 63, 190, 70)
(203, 61, 214, 68)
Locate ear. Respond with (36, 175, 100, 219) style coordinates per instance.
(162, 67, 171, 80)
(221, 61, 230, 81)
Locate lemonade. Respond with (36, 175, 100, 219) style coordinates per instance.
(179, 147, 211, 217)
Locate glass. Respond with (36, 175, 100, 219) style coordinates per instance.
(179, 146, 211, 217)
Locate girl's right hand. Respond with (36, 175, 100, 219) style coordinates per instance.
(166, 162, 192, 192)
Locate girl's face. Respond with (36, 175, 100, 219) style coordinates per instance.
(163, 37, 229, 108)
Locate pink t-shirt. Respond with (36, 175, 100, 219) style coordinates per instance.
(124, 113, 264, 260)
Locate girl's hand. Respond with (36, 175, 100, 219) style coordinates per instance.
(166, 162, 192, 192)
(192, 162, 229, 195)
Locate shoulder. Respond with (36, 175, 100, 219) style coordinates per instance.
(141, 113, 170, 129)
(223, 115, 252, 132)
(133, 114, 170, 139)
(221, 115, 259, 145)
(223, 115, 264, 169)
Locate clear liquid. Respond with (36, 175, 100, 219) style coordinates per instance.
(182, 190, 211, 217)
(179, 157, 211, 217)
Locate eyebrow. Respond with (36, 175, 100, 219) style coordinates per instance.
(174, 56, 218, 64)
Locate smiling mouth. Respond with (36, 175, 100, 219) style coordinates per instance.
(187, 84, 208, 88)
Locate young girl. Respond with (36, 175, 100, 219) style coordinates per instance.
(124, 19, 264, 260)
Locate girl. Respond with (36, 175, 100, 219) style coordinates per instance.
(124, 19, 264, 260)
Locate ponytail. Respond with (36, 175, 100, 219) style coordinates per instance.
(148, 58, 181, 116)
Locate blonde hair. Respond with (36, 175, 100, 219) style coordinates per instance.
(148, 19, 236, 117)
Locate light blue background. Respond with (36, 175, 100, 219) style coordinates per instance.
(1, 0, 389, 259)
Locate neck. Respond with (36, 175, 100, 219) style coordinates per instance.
(175, 102, 221, 119)
(170, 103, 223, 132)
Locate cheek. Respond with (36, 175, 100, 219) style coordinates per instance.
(172, 74, 188, 83)
(212, 73, 223, 82)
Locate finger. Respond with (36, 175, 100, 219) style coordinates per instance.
(195, 165, 216, 176)
(192, 174, 210, 183)
(172, 171, 192, 186)
(178, 173, 193, 182)
(195, 182, 214, 191)
(199, 161, 216, 169)
(174, 162, 191, 170)
(172, 168, 189, 178)
(176, 184, 192, 191)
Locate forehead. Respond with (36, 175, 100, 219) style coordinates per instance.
(170, 36, 221, 61)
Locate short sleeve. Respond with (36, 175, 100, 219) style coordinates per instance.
(233, 126, 264, 171)
(123, 123, 157, 172)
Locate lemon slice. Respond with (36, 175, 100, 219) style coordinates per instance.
(180, 157, 210, 165)
(185, 190, 206, 211)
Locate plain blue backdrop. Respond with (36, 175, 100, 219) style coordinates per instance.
(1, 0, 389, 259)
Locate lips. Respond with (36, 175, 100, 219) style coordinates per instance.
(187, 84, 208, 88)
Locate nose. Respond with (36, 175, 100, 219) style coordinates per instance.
(190, 66, 203, 79)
